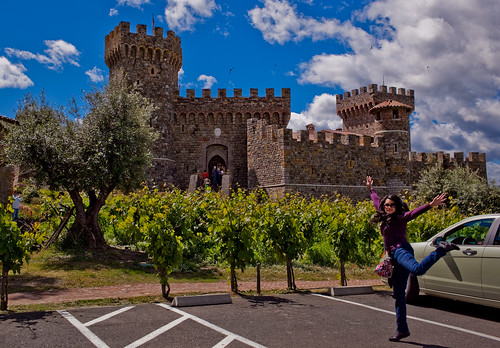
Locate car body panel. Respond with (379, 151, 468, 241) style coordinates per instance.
(383, 214, 500, 308)
(482, 246, 500, 301)
(419, 245, 484, 298)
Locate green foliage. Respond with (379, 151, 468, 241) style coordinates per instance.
(415, 165, 500, 215)
(257, 193, 315, 289)
(0, 201, 45, 310)
(142, 211, 183, 299)
(406, 203, 463, 242)
(27, 184, 472, 291)
(206, 189, 258, 291)
(4, 80, 158, 248)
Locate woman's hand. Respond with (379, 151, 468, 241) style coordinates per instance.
(430, 193, 447, 207)
(364, 176, 373, 190)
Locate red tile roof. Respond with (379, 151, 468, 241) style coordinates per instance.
(369, 99, 412, 113)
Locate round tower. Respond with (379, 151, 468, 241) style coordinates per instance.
(336, 84, 415, 186)
(105, 22, 183, 186)
(336, 84, 414, 153)
(105, 21, 182, 101)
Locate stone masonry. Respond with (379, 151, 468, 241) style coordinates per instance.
(104, 22, 486, 199)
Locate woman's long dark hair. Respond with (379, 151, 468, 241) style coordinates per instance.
(370, 194, 409, 224)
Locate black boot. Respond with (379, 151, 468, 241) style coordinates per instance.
(389, 331, 410, 342)
(439, 240, 460, 251)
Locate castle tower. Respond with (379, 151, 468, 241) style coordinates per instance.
(336, 84, 415, 186)
(105, 21, 182, 101)
(105, 22, 183, 185)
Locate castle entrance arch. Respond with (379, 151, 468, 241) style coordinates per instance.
(206, 144, 228, 173)
(208, 155, 226, 174)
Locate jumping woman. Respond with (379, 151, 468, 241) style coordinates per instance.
(365, 176, 460, 342)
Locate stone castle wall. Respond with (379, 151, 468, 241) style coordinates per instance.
(247, 118, 488, 200)
(409, 151, 487, 183)
(105, 23, 488, 199)
(247, 119, 394, 200)
(147, 88, 291, 189)
(0, 116, 19, 204)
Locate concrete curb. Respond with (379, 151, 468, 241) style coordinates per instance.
(172, 293, 232, 307)
(327, 285, 374, 296)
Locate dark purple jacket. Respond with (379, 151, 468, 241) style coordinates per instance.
(370, 189, 431, 251)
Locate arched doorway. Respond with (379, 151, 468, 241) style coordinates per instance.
(208, 155, 226, 175)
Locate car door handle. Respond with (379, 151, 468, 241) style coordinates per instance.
(462, 248, 477, 256)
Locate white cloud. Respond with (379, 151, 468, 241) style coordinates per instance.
(109, 8, 119, 16)
(248, 0, 371, 48)
(6, 40, 80, 71)
(117, 0, 150, 8)
(85, 67, 105, 83)
(198, 74, 217, 89)
(164, 0, 218, 32)
(251, 0, 500, 183)
(0, 56, 33, 89)
(288, 93, 342, 131)
(486, 162, 500, 185)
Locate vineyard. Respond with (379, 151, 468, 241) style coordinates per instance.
(29, 187, 464, 295)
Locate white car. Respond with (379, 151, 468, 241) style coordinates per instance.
(404, 214, 500, 308)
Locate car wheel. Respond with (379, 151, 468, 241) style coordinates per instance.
(405, 274, 420, 303)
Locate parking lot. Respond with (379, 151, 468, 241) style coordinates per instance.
(2, 291, 500, 347)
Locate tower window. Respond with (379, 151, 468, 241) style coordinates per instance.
(375, 112, 381, 121)
(392, 109, 399, 119)
(151, 68, 155, 75)
(181, 125, 185, 132)
(394, 143, 398, 153)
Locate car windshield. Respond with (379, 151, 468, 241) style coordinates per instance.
(444, 218, 495, 246)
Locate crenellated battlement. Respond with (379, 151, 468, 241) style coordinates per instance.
(336, 83, 414, 101)
(409, 151, 486, 164)
(174, 88, 291, 126)
(336, 83, 414, 117)
(177, 88, 291, 99)
(105, 21, 182, 71)
(251, 119, 380, 149)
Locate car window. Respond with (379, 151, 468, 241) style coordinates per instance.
(494, 225, 500, 246)
(445, 218, 494, 245)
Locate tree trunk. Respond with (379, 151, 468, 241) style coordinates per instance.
(286, 258, 296, 290)
(161, 282, 171, 300)
(1, 263, 8, 311)
(340, 259, 347, 286)
(67, 188, 113, 249)
(230, 262, 238, 293)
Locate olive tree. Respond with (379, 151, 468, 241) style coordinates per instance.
(4, 81, 157, 249)
(415, 165, 500, 215)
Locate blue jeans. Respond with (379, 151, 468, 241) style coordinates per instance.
(12, 208, 19, 221)
(390, 243, 446, 333)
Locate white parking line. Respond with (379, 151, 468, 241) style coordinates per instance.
(211, 335, 237, 347)
(314, 294, 500, 343)
(123, 315, 189, 348)
(157, 303, 267, 348)
(84, 306, 135, 327)
(58, 310, 110, 348)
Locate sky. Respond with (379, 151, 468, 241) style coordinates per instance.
(1, 0, 500, 184)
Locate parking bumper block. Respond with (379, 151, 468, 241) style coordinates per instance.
(172, 293, 232, 307)
(327, 286, 374, 296)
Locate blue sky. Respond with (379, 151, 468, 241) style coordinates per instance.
(1, 0, 500, 184)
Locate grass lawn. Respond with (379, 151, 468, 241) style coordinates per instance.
(9, 246, 379, 293)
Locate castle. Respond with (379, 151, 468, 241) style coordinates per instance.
(102, 21, 486, 200)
